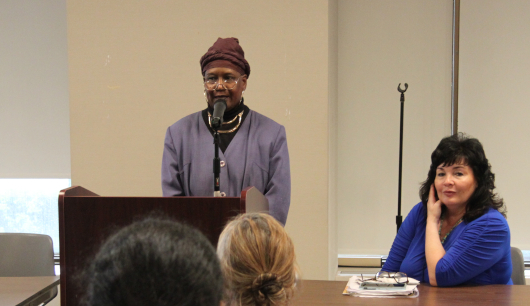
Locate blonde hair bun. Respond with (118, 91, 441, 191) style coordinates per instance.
(217, 213, 299, 306)
(252, 273, 284, 303)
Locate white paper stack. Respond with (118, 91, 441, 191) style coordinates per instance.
(345, 276, 420, 298)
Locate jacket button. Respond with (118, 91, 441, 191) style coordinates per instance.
(220, 160, 226, 167)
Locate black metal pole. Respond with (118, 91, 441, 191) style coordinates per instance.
(397, 83, 408, 232)
(213, 131, 221, 197)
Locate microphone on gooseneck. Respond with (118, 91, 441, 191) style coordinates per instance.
(211, 99, 227, 130)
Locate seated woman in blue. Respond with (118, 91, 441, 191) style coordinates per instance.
(382, 133, 512, 286)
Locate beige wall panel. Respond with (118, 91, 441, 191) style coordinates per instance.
(459, 0, 530, 250)
(337, 0, 453, 254)
(68, 0, 330, 279)
(328, 0, 339, 279)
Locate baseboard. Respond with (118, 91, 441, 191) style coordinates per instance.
(338, 255, 383, 268)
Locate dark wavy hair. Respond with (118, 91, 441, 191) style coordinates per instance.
(419, 133, 506, 222)
(82, 217, 223, 306)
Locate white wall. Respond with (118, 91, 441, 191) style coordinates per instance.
(0, 2, 68, 305)
(336, 0, 453, 254)
(0, 0, 70, 178)
(67, 0, 334, 280)
(8, 0, 529, 284)
(459, 0, 530, 250)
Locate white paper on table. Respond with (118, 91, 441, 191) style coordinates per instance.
(345, 275, 420, 298)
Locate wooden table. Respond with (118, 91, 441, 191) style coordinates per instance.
(0, 276, 59, 306)
(292, 280, 530, 305)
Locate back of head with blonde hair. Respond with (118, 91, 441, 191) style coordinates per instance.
(217, 213, 299, 306)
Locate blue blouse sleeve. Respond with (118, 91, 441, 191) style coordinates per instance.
(382, 203, 424, 272)
(435, 212, 510, 286)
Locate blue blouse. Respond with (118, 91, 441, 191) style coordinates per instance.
(382, 202, 512, 286)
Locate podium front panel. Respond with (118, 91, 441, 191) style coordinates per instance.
(59, 195, 242, 306)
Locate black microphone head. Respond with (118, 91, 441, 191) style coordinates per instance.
(213, 98, 227, 110)
(211, 99, 227, 130)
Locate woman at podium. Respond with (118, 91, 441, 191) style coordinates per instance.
(161, 37, 290, 225)
(383, 133, 512, 286)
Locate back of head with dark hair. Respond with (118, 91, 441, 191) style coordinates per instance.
(419, 132, 506, 222)
(82, 217, 223, 306)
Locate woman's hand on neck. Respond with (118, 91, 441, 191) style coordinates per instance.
(425, 184, 445, 286)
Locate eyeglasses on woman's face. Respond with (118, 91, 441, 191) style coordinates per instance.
(203, 74, 245, 91)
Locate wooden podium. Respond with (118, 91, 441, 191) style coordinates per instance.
(58, 186, 268, 306)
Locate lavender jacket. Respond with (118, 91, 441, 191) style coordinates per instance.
(162, 110, 291, 225)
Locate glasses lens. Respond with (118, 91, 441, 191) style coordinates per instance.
(223, 77, 237, 89)
(204, 76, 239, 91)
(375, 271, 390, 280)
(204, 83, 215, 91)
(394, 272, 408, 284)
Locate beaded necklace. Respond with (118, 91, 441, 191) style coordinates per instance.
(438, 214, 463, 245)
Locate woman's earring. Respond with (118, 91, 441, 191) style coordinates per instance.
(240, 90, 245, 103)
(204, 90, 208, 103)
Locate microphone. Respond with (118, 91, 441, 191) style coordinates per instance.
(211, 99, 227, 130)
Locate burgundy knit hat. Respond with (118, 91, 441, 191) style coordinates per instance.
(200, 37, 251, 78)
